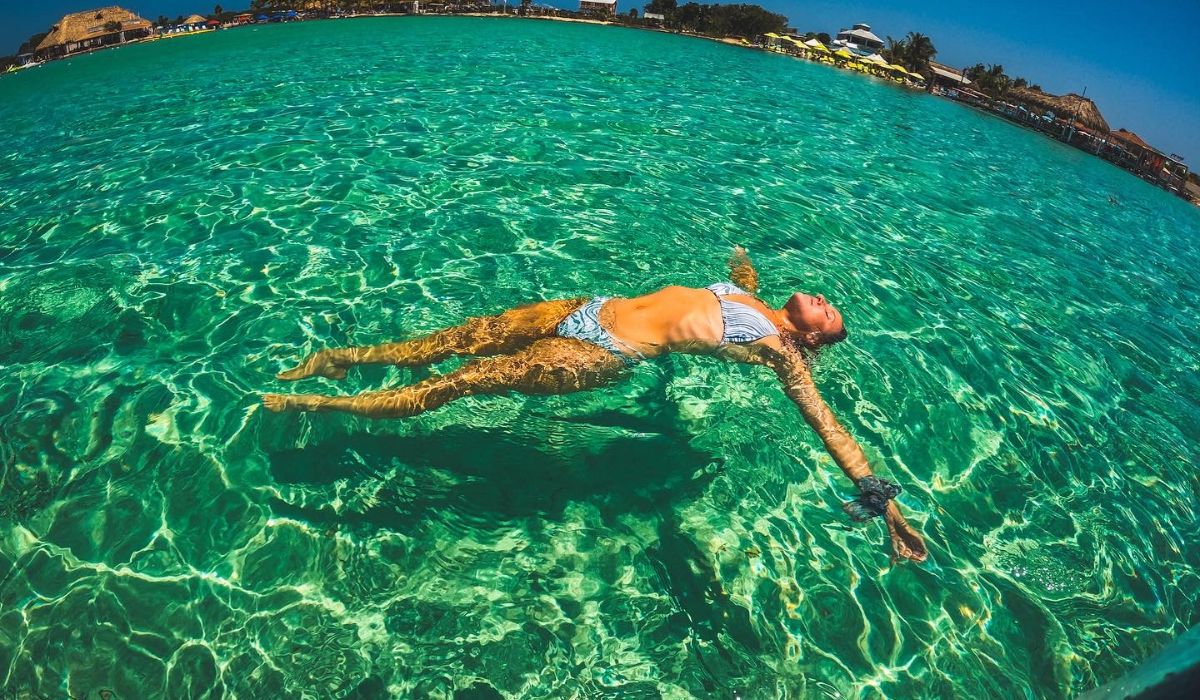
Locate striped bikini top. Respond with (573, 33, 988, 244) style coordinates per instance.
(705, 282, 779, 344)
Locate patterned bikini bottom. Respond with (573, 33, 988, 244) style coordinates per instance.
(555, 297, 645, 366)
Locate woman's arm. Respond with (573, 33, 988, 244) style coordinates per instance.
(728, 245, 759, 294)
(764, 347, 928, 562)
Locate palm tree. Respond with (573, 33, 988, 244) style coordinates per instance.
(902, 32, 936, 73)
(883, 35, 906, 65)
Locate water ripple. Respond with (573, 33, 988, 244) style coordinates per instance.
(1, 16, 1199, 700)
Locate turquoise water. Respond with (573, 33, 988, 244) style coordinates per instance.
(2, 16, 1199, 698)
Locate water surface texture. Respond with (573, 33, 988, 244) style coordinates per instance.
(2, 17, 1199, 699)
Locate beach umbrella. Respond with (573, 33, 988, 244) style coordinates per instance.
(803, 39, 828, 51)
(764, 33, 781, 39)
(862, 54, 889, 66)
(887, 64, 909, 74)
(907, 73, 924, 81)
(833, 49, 854, 59)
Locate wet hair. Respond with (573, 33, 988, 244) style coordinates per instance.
(781, 325, 848, 363)
(823, 327, 848, 345)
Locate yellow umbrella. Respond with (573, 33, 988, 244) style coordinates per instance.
(907, 73, 925, 81)
(888, 64, 909, 74)
(785, 37, 811, 53)
(833, 49, 854, 59)
(765, 33, 782, 39)
(804, 40, 830, 53)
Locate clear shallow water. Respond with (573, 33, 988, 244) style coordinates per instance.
(1, 16, 1199, 699)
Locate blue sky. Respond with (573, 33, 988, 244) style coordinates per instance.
(3, 0, 1196, 162)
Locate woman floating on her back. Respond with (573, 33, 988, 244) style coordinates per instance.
(264, 247, 928, 562)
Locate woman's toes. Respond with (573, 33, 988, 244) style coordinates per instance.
(277, 359, 315, 381)
(277, 353, 346, 381)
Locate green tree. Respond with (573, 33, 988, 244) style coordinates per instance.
(214, 4, 224, 16)
(965, 63, 1018, 97)
(644, 0, 677, 14)
(883, 35, 906, 64)
(18, 31, 48, 54)
(902, 32, 936, 73)
(674, 2, 704, 30)
(629, 8, 638, 18)
(816, 32, 830, 44)
(659, 3, 786, 36)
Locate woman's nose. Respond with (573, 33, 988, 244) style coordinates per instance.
(817, 294, 826, 304)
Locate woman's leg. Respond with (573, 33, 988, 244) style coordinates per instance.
(277, 297, 589, 381)
(263, 338, 625, 419)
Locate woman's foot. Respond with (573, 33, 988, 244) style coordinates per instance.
(262, 393, 326, 413)
(276, 351, 348, 381)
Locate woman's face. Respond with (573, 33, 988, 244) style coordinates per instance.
(784, 292, 845, 343)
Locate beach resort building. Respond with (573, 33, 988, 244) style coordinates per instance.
(1104, 129, 1190, 193)
(579, 0, 617, 17)
(927, 62, 972, 88)
(34, 6, 151, 60)
(833, 23, 883, 55)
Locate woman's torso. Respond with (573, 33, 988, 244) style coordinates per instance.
(601, 285, 777, 358)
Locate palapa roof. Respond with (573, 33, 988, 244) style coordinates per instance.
(183, 14, 207, 24)
(1109, 128, 1150, 150)
(1009, 87, 1110, 133)
(36, 6, 150, 51)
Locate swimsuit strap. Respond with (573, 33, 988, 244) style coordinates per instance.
(706, 281, 749, 297)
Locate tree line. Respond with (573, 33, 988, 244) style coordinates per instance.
(962, 64, 1041, 96)
(643, 0, 787, 38)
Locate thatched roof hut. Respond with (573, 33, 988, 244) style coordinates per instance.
(1109, 128, 1151, 151)
(183, 14, 207, 25)
(36, 6, 150, 54)
(1009, 87, 1110, 133)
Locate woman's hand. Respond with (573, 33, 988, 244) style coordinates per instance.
(727, 246, 759, 294)
(885, 504, 928, 563)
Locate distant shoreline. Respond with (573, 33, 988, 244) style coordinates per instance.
(6, 11, 1194, 205)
